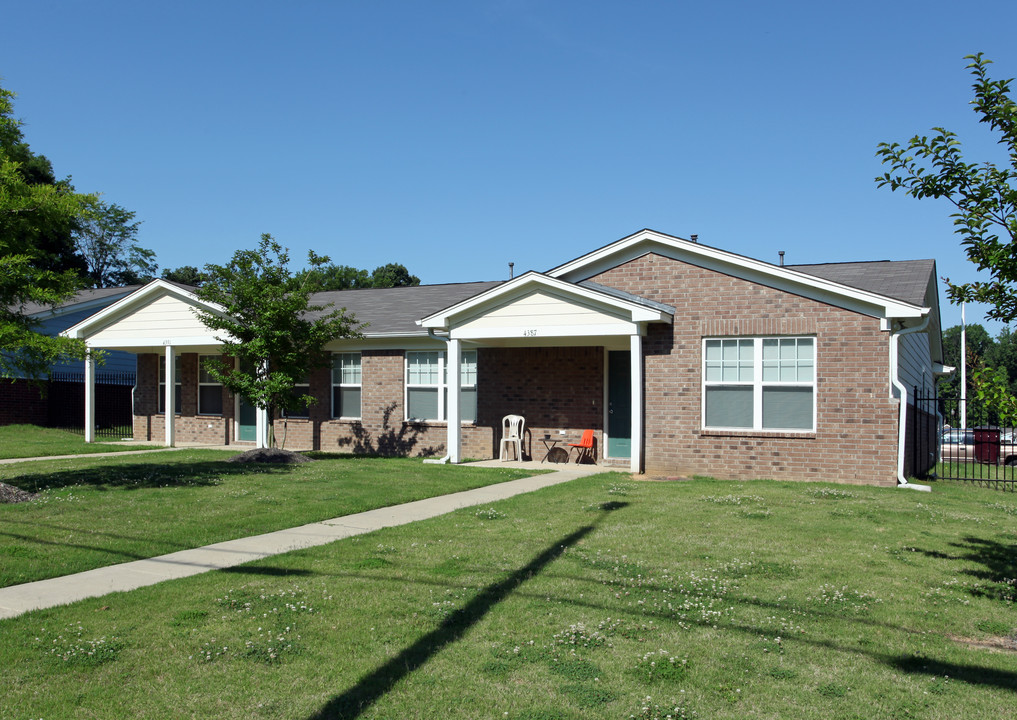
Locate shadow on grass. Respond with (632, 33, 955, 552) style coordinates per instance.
(889, 653, 1017, 690)
(307, 502, 629, 720)
(917, 535, 1017, 604)
(219, 565, 316, 577)
(4, 458, 293, 493)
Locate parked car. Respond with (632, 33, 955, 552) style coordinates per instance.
(939, 428, 1017, 465)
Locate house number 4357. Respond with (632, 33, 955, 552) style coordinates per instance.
(523, 329, 538, 337)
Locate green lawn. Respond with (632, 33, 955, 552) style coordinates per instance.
(1, 472, 1015, 719)
(0, 424, 158, 460)
(0, 450, 539, 587)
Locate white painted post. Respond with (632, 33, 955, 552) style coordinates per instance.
(164, 345, 175, 447)
(84, 350, 96, 443)
(630, 332, 643, 474)
(447, 338, 462, 463)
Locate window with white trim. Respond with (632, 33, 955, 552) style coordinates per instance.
(405, 350, 477, 422)
(703, 337, 815, 431)
(198, 355, 223, 415)
(283, 373, 311, 418)
(158, 355, 182, 414)
(332, 353, 362, 419)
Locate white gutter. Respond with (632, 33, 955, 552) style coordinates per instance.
(890, 315, 932, 491)
(421, 328, 452, 465)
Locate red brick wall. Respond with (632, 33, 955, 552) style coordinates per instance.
(589, 253, 900, 486)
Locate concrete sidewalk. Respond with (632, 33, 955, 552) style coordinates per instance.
(0, 461, 604, 620)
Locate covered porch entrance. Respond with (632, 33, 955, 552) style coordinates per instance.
(419, 272, 673, 473)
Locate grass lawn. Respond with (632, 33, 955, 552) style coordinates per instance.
(1, 473, 1015, 719)
(0, 451, 540, 587)
(0, 424, 159, 460)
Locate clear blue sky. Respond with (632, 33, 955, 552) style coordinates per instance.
(3, 1, 1015, 334)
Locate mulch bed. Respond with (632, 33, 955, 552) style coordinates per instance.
(0, 481, 39, 504)
(224, 448, 312, 464)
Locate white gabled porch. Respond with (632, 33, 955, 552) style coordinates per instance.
(418, 272, 673, 473)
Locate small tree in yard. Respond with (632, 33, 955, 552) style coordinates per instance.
(194, 234, 362, 446)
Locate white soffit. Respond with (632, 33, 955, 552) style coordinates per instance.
(547, 229, 928, 320)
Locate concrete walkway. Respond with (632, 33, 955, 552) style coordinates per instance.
(0, 461, 604, 620)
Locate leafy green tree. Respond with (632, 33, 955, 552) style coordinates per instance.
(297, 263, 371, 292)
(877, 53, 1017, 321)
(161, 265, 207, 286)
(938, 323, 994, 402)
(1, 85, 91, 380)
(75, 199, 156, 287)
(370, 262, 420, 288)
(194, 235, 362, 445)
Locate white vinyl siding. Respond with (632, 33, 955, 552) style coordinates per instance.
(405, 350, 477, 422)
(332, 353, 362, 419)
(197, 355, 223, 415)
(703, 337, 815, 431)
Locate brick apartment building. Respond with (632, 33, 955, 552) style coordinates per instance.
(64, 229, 947, 488)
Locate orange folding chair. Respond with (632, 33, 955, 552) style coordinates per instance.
(568, 429, 595, 464)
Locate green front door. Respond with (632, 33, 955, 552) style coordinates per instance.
(238, 396, 257, 442)
(608, 350, 631, 458)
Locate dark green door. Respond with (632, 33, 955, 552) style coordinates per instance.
(608, 350, 631, 458)
(238, 396, 257, 442)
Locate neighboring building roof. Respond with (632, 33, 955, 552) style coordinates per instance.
(19, 285, 143, 317)
(308, 281, 504, 336)
(787, 260, 935, 307)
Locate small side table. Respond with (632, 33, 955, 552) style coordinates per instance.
(540, 437, 570, 464)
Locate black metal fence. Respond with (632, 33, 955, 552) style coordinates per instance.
(913, 386, 1016, 492)
(48, 372, 135, 440)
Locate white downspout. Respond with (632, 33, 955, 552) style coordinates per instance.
(422, 328, 452, 464)
(890, 315, 932, 491)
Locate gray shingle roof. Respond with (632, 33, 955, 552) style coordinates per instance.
(19, 285, 143, 316)
(578, 280, 677, 315)
(306, 281, 503, 335)
(786, 259, 935, 307)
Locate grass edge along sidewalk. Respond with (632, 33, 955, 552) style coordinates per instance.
(0, 463, 601, 619)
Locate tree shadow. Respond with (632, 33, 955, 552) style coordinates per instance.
(916, 535, 1017, 603)
(888, 653, 1017, 690)
(306, 502, 628, 720)
(4, 458, 293, 493)
(333, 403, 443, 457)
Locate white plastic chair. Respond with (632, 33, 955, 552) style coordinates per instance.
(499, 414, 525, 461)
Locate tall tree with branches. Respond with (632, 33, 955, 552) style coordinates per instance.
(193, 234, 362, 445)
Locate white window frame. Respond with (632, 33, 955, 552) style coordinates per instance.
(197, 355, 224, 416)
(282, 373, 311, 419)
(331, 352, 362, 419)
(702, 337, 816, 432)
(404, 350, 477, 423)
(158, 355, 182, 415)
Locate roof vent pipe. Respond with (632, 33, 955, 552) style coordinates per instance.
(779, 250, 785, 267)
(508, 262, 514, 279)
(690, 234, 698, 243)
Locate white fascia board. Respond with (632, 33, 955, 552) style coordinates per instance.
(85, 335, 227, 349)
(451, 322, 638, 340)
(548, 229, 927, 320)
(418, 271, 670, 329)
(61, 279, 228, 339)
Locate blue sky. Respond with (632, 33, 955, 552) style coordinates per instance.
(3, 1, 1015, 334)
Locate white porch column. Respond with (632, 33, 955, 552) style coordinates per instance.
(256, 360, 269, 448)
(630, 332, 643, 474)
(446, 338, 462, 463)
(256, 406, 269, 448)
(164, 345, 176, 447)
(84, 350, 96, 443)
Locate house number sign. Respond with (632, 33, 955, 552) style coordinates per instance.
(523, 329, 538, 337)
